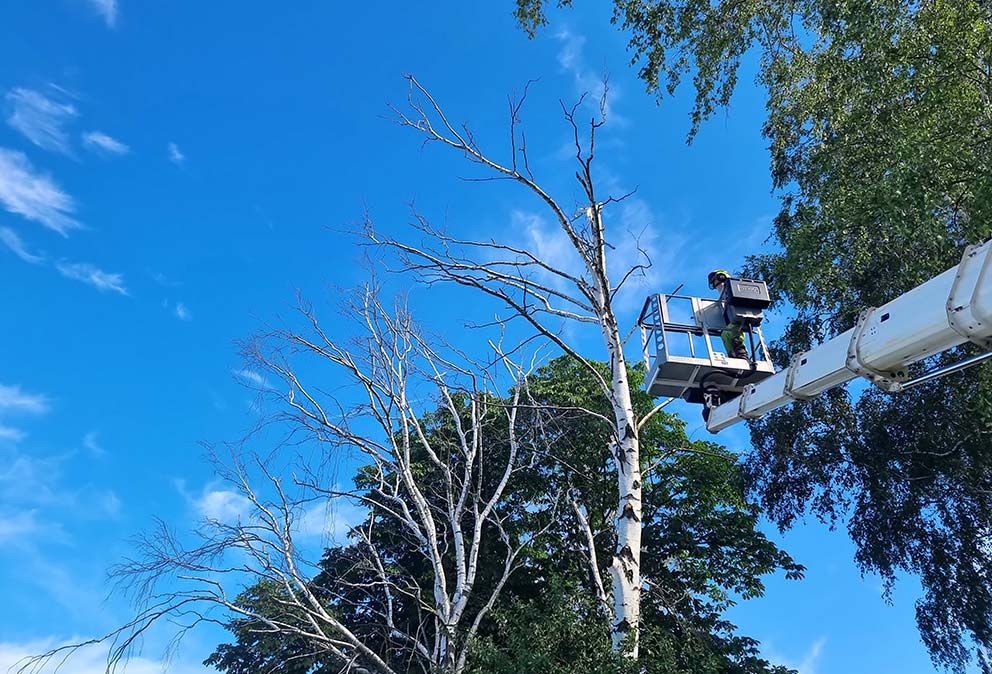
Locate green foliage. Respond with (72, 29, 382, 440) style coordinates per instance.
(514, 358, 804, 673)
(467, 579, 632, 674)
(753, 1, 992, 333)
(514, 1, 992, 670)
(748, 4, 992, 671)
(467, 574, 797, 674)
(514, 0, 762, 137)
(747, 363, 992, 673)
(204, 581, 338, 674)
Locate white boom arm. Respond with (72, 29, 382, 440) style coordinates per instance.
(707, 240, 992, 433)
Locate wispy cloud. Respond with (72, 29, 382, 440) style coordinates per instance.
(765, 636, 827, 674)
(98, 491, 122, 517)
(82, 431, 106, 457)
(0, 226, 44, 264)
(234, 368, 272, 390)
(167, 142, 185, 165)
(0, 384, 49, 446)
(516, 210, 583, 284)
(0, 448, 64, 508)
(511, 199, 675, 316)
(0, 443, 122, 544)
(81, 130, 129, 156)
(0, 425, 26, 443)
(0, 383, 50, 416)
(0, 149, 81, 236)
(86, 0, 118, 28)
(0, 509, 42, 542)
(184, 482, 252, 523)
(55, 261, 128, 295)
(161, 299, 192, 320)
(150, 270, 181, 287)
(608, 198, 675, 311)
(3, 226, 129, 297)
(296, 498, 366, 543)
(797, 637, 826, 674)
(4, 88, 78, 155)
(556, 28, 586, 72)
(554, 28, 624, 124)
(0, 638, 211, 674)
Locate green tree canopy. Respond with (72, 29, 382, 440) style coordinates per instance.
(514, 1, 992, 670)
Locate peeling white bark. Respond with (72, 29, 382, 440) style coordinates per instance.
(601, 305, 642, 654)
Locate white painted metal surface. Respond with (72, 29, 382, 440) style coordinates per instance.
(639, 293, 776, 399)
(706, 240, 992, 433)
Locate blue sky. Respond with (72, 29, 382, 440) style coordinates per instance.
(0, 2, 946, 673)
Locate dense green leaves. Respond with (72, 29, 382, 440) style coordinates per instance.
(467, 580, 631, 674)
(747, 361, 992, 673)
(204, 580, 341, 674)
(515, 0, 767, 138)
(514, 1, 992, 670)
(750, 4, 992, 671)
(755, 1, 992, 332)
(525, 359, 804, 673)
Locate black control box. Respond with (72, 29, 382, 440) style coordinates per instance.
(724, 278, 770, 327)
(725, 278, 771, 310)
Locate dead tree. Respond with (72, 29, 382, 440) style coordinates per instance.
(371, 76, 658, 654)
(21, 286, 559, 674)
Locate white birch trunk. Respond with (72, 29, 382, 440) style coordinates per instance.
(602, 315, 642, 654)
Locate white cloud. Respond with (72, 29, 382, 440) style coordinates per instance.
(82, 431, 106, 457)
(517, 209, 584, 286)
(608, 198, 675, 311)
(0, 383, 50, 416)
(98, 490, 122, 517)
(0, 509, 41, 542)
(0, 638, 211, 674)
(765, 637, 827, 674)
(0, 425, 26, 442)
(86, 0, 118, 27)
(0, 226, 44, 264)
(296, 498, 366, 542)
(181, 477, 364, 541)
(797, 637, 826, 674)
(510, 200, 675, 316)
(556, 28, 586, 72)
(4, 88, 77, 155)
(55, 261, 128, 295)
(81, 130, 129, 156)
(191, 485, 252, 523)
(162, 299, 192, 320)
(234, 368, 272, 389)
(0, 444, 122, 537)
(150, 270, 181, 287)
(168, 142, 185, 165)
(0, 450, 64, 507)
(0, 149, 81, 236)
(554, 29, 625, 124)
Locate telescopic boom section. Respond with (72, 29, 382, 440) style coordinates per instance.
(706, 240, 992, 432)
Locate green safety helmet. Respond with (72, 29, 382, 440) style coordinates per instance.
(707, 269, 730, 289)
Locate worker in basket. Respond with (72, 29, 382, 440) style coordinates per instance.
(708, 269, 750, 360)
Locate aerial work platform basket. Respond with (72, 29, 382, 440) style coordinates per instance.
(637, 292, 776, 402)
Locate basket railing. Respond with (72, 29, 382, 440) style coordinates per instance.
(637, 293, 771, 369)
